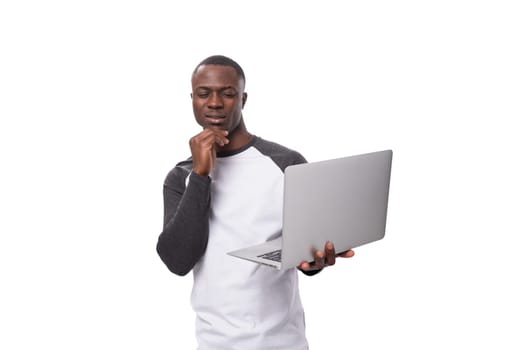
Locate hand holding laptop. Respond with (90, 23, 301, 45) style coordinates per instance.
(298, 241, 355, 272)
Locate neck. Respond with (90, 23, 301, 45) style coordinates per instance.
(222, 118, 253, 152)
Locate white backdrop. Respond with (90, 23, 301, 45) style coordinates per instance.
(1, 1, 524, 349)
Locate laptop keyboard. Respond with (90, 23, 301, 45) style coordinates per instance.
(257, 249, 282, 262)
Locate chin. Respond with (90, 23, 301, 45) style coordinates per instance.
(207, 124, 228, 131)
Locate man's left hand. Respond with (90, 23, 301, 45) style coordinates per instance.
(298, 241, 355, 272)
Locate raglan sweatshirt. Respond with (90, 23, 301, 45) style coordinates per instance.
(157, 136, 314, 350)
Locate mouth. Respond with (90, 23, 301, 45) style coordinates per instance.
(204, 115, 226, 125)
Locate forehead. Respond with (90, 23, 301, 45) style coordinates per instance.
(192, 64, 243, 90)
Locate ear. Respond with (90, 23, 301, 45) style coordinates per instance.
(242, 92, 248, 108)
(190, 93, 193, 99)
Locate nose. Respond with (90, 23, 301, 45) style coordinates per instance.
(208, 92, 223, 109)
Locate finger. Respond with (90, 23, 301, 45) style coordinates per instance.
(314, 249, 325, 268)
(337, 249, 355, 258)
(203, 129, 229, 147)
(325, 241, 336, 266)
(192, 131, 227, 149)
(190, 130, 215, 148)
(298, 261, 311, 271)
(194, 128, 228, 142)
(213, 134, 229, 147)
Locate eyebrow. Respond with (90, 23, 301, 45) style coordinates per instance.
(195, 85, 238, 91)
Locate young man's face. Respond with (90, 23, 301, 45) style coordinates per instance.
(191, 64, 247, 133)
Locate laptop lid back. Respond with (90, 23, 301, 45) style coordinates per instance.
(280, 150, 393, 269)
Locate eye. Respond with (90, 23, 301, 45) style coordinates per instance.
(195, 89, 209, 98)
(222, 90, 237, 98)
(197, 93, 209, 98)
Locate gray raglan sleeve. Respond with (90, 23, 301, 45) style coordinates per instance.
(156, 166, 211, 276)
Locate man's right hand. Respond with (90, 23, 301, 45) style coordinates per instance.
(189, 128, 229, 176)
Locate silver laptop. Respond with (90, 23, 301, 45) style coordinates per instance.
(227, 150, 393, 270)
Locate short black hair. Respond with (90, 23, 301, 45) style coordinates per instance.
(192, 55, 246, 85)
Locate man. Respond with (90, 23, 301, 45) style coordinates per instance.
(157, 55, 354, 349)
